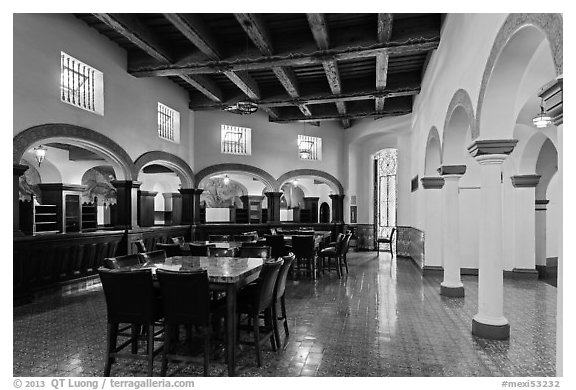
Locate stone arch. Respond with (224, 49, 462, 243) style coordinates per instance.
(424, 126, 442, 175)
(13, 123, 135, 180)
(134, 151, 195, 188)
(442, 89, 476, 164)
(277, 169, 344, 196)
(475, 13, 562, 140)
(195, 163, 278, 192)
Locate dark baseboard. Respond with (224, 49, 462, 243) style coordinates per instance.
(505, 268, 539, 280)
(440, 285, 465, 297)
(472, 319, 510, 340)
(422, 265, 443, 275)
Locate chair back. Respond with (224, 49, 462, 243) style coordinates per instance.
(291, 235, 315, 259)
(188, 243, 215, 257)
(390, 227, 396, 242)
(265, 234, 287, 258)
(98, 268, 160, 324)
(341, 233, 352, 256)
(274, 254, 295, 300)
(156, 269, 210, 326)
(233, 234, 257, 242)
(238, 246, 271, 259)
(209, 234, 230, 242)
(138, 250, 167, 264)
(171, 236, 186, 245)
(103, 254, 141, 269)
(256, 258, 283, 311)
(134, 239, 147, 253)
(207, 246, 238, 257)
(156, 243, 182, 257)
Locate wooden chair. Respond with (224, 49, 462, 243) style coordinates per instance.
(188, 243, 215, 257)
(376, 228, 396, 256)
(134, 239, 147, 253)
(238, 246, 271, 259)
(103, 254, 142, 269)
(208, 235, 229, 242)
(138, 250, 167, 265)
(156, 243, 182, 258)
(207, 246, 238, 257)
(170, 236, 186, 245)
(272, 254, 295, 347)
(265, 234, 290, 259)
(291, 235, 316, 276)
(98, 268, 164, 376)
(339, 232, 352, 275)
(318, 233, 345, 278)
(156, 269, 221, 376)
(236, 258, 283, 366)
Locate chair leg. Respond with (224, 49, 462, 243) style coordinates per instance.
(104, 322, 118, 376)
(147, 324, 155, 377)
(161, 324, 170, 376)
(281, 296, 289, 337)
(203, 327, 210, 377)
(131, 324, 139, 354)
(265, 308, 277, 352)
(272, 302, 281, 349)
(252, 313, 261, 367)
(343, 254, 349, 273)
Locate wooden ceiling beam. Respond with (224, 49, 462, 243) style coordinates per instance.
(306, 14, 330, 50)
(224, 70, 260, 100)
(93, 13, 223, 103)
(189, 85, 421, 110)
(236, 13, 314, 119)
(261, 107, 280, 120)
(270, 109, 412, 123)
(129, 39, 440, 77)
(163, 13, 221, 60)
(376, 14, 394, 112)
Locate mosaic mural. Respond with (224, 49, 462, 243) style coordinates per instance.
(81, 165, 117, 205)
(200, 177, 247, 208)
(18, 164, 41, 202)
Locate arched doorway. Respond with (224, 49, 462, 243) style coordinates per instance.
(373, 148, 397, 244)
(319, 202, 330, 223)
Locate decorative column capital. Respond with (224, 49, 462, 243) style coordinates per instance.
(179, 188, 204, 196)
(329, 194, 345, 200)
(467, 139, 518, 158)
(421, 176, 445, 189)
(437, 165, 466, 177)
(510, 175, 541, 188)
(264, 191, 283, 198)
(303, 196, 320, 201)
(162, 192, 183, 200)
(538, 77, 563, 126)
(111, 180, 142, 189)
(14, 163, 29, 177)
(137, 190, 158, 197)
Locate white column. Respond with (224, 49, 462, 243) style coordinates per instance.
(438, 166, 466, 297)
(534, 200, 548, 268)
(421, 177, 444, 270)
(468, 140, 517, 340)
(510, 175, 541, 273)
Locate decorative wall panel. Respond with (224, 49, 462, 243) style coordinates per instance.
(396, 226, 425, 269)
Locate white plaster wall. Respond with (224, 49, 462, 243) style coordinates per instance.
(193, 110, 345, 182)
(139, 172, 180, 212)
(547, 173, 559, 258)
(13, 14, 194, 166)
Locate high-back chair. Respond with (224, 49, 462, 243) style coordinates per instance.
(156, 269, 215, 376)
(208, 234, 230, 242)
(318, 233, 345, 278)
(134, 239, 147, 253)
(265, 234, 289, 259)
(98, 268, 164, 376)
(103, 254, 141, 269)
(236, 258, 283, 367)
(238, 246, 271, 259)
(156, 243, 182, 258)
(170, 236, 186, 245)
(188, 243, 215, 257)
(138, 250, 167, 265)
(291, 235, 316, 276)
(340, 232, 352, 275)
(272, 254, 295, 347)
(376, 227, 396, 256)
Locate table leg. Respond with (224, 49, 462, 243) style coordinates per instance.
(226, 284, 237, 376)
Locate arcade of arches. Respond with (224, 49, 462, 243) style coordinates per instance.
(12, 13, 564, 378)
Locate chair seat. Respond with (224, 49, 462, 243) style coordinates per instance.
(319, 247, 337, 256)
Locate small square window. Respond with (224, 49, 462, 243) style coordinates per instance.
(298, 135, 322, 160)
(221, 125, 251, 155)
(60, 52, 104, 115)
(158, 103, 180, 143)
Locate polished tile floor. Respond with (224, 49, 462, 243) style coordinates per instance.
(13, 251, 557, 377)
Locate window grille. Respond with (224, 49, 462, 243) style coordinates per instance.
(374, 148, 398, 239)
(298, 135, 322, 160)
(158, 103, 180, 143)
(60, 52, 103, 115)
(221, 125, 251, 155)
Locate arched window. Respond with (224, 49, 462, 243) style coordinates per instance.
(374, 149, 397, 239)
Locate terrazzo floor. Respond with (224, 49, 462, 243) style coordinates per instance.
(13, 251, 557, 377)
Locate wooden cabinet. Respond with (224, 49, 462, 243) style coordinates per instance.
(241, 195, 264, 224)
(33, 203, 59, 234)
(81, 202, 98, 231)
(38, 184, 86, 234)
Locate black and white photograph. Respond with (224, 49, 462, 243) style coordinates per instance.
(8, 3, 571, 387)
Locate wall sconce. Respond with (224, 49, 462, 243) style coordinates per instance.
(293, 178, 299, 187)
(33, 145, 47, 167)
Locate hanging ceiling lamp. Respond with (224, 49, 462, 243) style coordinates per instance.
(532, 97, 552, 128)
(224, 29, 258, 115)
(223, 174, 230, 185)
(33, 145, 47, 167)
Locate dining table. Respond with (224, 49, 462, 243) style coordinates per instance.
(124, 255, 264, 376)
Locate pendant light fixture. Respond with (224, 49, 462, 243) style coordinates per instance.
(224, 27, 258, 115)
(532, 97, 552, 128)
(223, 174, 230, 185)
(33, 145, 47, 167)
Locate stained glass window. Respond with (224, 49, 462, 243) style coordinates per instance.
(375, 149, 397, 239)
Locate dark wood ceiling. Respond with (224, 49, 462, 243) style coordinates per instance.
(75, 13, 442, 128)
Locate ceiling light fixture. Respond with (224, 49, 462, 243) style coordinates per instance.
(224, 100, 258, 115)
(532, 97, 552, 128)
(223, 174, 230, 185)
(33, 145, 47, 167)
(293, 178, 299, 186)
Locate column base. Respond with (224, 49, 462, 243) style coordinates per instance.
(440, 285, 465, 297)
(472, 319, 510, 340)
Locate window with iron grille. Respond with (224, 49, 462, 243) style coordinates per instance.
(158, 103, 180, 143)
(60, 52, 104, 115)
(298, 135, 322, 161)
(221, 125, 251, 155)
